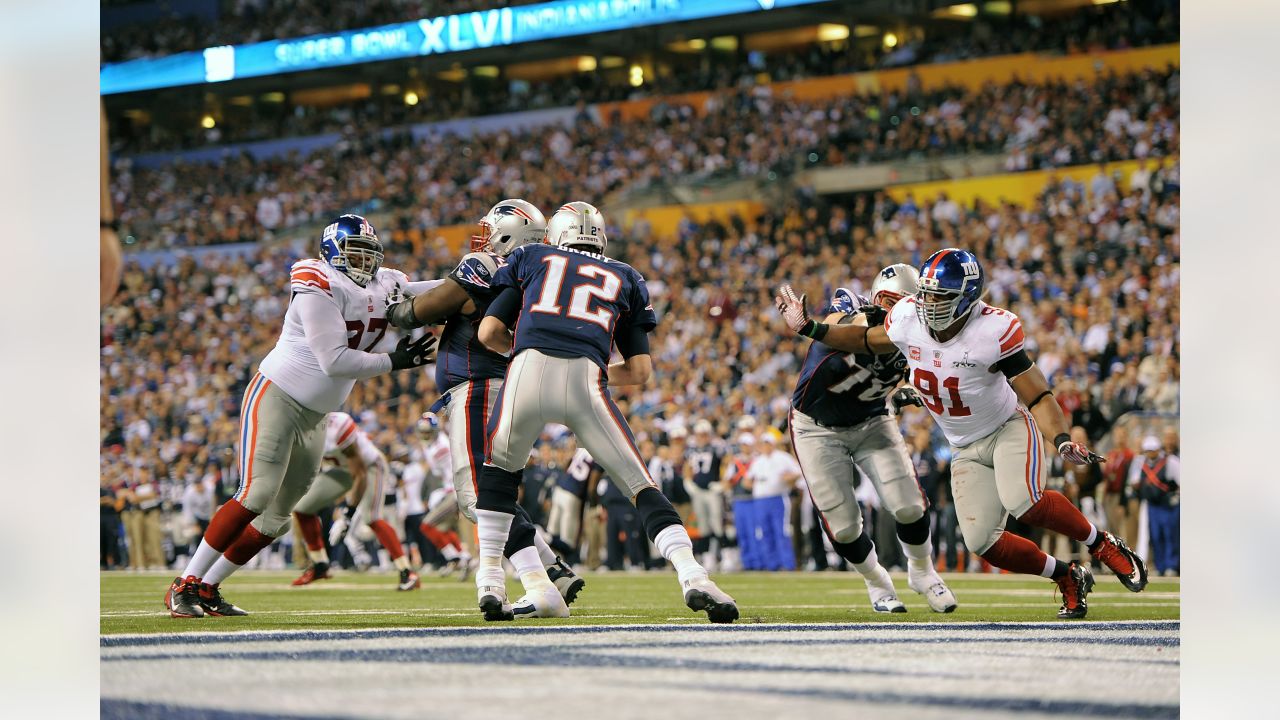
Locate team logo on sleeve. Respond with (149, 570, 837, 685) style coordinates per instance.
(456, 258, 492, 288)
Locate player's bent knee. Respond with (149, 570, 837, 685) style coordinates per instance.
(635, 487, 683, 541)
(963, 526, 1002, 556)
(892, 505, 925, 525)
(831, 523, 861, 545)
(253, 513, 291, 539)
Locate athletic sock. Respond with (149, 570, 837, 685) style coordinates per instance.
(533, 533, 559, 568)
(852, 544, 884, 581)
(475, 509, 514, 588)
(181, 499, 257, 578)
(393, 555, 411, 572)
(980, 531, 1054, 577)
(369, 519, 406, 560)
(307, 546, 330, 565)
(1019, 490, 1097, 544)
(511, 545, 554, 592)
(181, 540, 223, 581)
(654, 525, 706, 585)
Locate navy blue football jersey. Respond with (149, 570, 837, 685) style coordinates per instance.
(791, 291, 907, 427)
(561, 447, 595, 501)
(490, 243, 657, 369)
(685, 442, 727, 490)
(436, 252, 511, 389)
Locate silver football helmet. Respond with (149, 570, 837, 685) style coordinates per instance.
(871, 263, 921, 310)
(545, 201, 607, 254)
(472, 199, 546, 256)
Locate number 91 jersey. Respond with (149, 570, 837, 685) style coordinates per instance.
(791, 293, 906, 428)
(492, 243, 656, 370)
(883, 297, 1024, 447)
(258, 259, 406, 414)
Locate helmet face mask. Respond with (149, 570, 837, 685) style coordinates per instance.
(320, 214, 383, 287)
(546, 201, 607, 254)
(472, 199, 546, 256)
(914, 249, 984, 333)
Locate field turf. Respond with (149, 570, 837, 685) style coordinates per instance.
(101, 568, 1179, 634)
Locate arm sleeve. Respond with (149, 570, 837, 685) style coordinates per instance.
(295, 293, 393, 379)
(995, 349, 1034, 378)
(614, 322, 650, 358)
(484, 286, 522, 326)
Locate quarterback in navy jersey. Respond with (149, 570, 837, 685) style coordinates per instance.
(384, 199, 585, 608)
(787, 265, 958, 614)
(475, 201, 738, 623)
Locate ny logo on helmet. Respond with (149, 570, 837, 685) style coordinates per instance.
(960, 261, 980, 278)
(323, 223, 338, 242)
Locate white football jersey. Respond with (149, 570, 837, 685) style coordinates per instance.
(258, 259, 407, 413)
(322, 412, 382, 469)
(884, 298, 1026, 447)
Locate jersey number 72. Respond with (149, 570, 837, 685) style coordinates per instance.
(528, 255, 622, 330)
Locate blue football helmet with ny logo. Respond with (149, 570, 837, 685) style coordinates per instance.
(915, 248, 984, 333)
(320, 214, 383, 287)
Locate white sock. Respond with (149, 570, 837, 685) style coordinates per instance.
(654, 525, 706, 585)
(901, 540, 934, 574)
(203, 554, 243, 586)
(533, 533, 558, 567)
(307, 546, 330, 565)
(475, 509, 514, 587)
(181, 540, 223, 579)
(393, 555, 411, 571)
(440, 544, 460, 561)
(511, 545, 554, 591)
(1083, 524, 1099, 546)
(1040, 555, 1058, 578)
(853, 546, 883, 580)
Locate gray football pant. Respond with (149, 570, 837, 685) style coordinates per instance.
(233, 373, 328, 538)
(487, 350, 658, 498)
(950, 408, 1047, 555)
(685, 481, 725, 539)
(442, 378, 503, 524)
(788, 409, 926, 545)
(293, 454, 391, 526)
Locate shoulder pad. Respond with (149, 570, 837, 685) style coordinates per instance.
(451, 252, 502, 289)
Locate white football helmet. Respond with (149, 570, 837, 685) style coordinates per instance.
(472, 199, 546, 256)
(871, 263, 921, 310)
(545, 201, 607, 254)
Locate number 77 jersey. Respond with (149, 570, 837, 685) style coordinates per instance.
(883, 297, 1024, 447)
(492, 243, 656, 369)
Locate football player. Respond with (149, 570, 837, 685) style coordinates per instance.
(776, 248, 1148, 619)
(546, 440, 594, 560)
(164, 214, 440, 618)
(384, 199, 585, 605)
(475, 201, 738, 622)
(788, 264, 957, 614)
(683, 419, 729, 571)
(413, 412, 472, 578)
(290, 411, 421, 591)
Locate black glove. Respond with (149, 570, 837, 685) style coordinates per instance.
(891, 386, 925, 413)
(858, 304, 888, 328)
(389, 332, 438, 370)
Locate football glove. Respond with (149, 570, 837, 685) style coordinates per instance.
(385, 283, 426, 330)
(1056, 435, 1106, 465)
(328, 505, 352, 546)
(389, 332, 438, 370)
(890, 386, 925, 413)
(776, 284, 828, 339)
(858, 304, 888, 328)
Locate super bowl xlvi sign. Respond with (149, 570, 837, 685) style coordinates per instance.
(101, 0, 826, 94)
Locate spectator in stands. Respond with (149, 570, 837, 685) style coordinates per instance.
(742, 433, 801, 571)
(1104, 427, 1139, 547)
(1130, 434, 1179, 576)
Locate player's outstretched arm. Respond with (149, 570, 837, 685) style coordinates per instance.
(298, 293, 435, 376)
(1008, 361, 1105, 465)
(386, 279, 472, 329)
(774, 284, 896, 354)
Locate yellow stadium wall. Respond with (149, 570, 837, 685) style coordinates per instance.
(622, 200, 765, 238)
(597, 44, 1178, 124)
(885, 157, 1177, 208)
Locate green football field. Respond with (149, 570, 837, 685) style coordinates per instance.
(100, 569, 1179, 635)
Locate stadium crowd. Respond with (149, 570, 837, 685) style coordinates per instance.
(110, 65, 1179, 250)
(101, 160, 1180, 577)
(106, 1, 1177, 154)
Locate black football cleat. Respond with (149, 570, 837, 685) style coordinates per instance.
(478, 585, 514, 622)
(199, 583, 249, 616)
(397, 568, 421, 591)
(1054, 562, 1095, 620)
(164, 575, 205, 619)
(1089, 531, 1149, 593)
(546, 559, 586, 605)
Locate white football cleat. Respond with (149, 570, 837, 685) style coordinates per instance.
(908, 570, 958, 613)
(511, 585, 570, 619)
(478, 584, 513, 622)
(682, 575, 739, 624)
(865, 566, 907, 614)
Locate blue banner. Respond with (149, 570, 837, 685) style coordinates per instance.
(101, 0, 828, 95)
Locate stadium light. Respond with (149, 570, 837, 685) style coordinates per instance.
(473, 66, 500, 78)
(577, 56, 598, 72)
(200, 115, 216, 129)
(600, 56, 627, 69)
(883, 32, 898, 48)
(817, 24, 850, 42)
(404, 91, 419, 105)
(629, 64, 644, 87)
(688, 38, 707, 50)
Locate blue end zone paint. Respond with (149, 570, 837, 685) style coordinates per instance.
(101, 620, 1180, 648)
(102, 700, 357, 720)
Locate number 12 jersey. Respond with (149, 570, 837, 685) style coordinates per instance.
(884, 297, 1026, 447)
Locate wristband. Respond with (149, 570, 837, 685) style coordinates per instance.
(799, 320, 829, 341)
(101, 219, 120, 232)
(1053, 433, 1071, 450)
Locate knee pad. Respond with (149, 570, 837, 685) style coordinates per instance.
(635, 487, 683, 542)
(830, 523, 861, 545)
(892, 505, 925, 526)
(894, 513, 930, 546)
